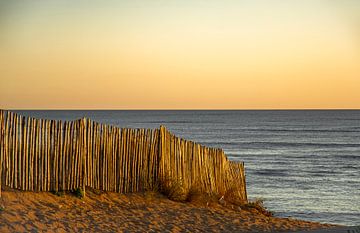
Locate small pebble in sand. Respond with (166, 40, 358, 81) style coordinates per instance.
(219, 196, 226, 205)
(232, 219, 240, 224)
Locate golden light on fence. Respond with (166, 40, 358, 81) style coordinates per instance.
(0, 110, 247, 202)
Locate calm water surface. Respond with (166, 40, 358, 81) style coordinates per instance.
(14, 110, 360, 226)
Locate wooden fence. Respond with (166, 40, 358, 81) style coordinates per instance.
(0, 110, 247, 202)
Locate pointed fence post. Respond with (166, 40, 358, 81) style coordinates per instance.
(0, 110, 3, 197)
(158, 125, 167, 187)
(81, 118, 87, 198)
(242, 162, 248, 202)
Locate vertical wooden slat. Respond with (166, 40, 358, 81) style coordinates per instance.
(46, 120, 51, 191)
(89, 120, 93, 189)
(0, 110, 4, 196)
(65, 121, 70, 190)
(70, 121, 75, 190)
(40, 119, 45, 191)
(81, 118, 87, 197)
(14, 114, 19, 189)
(116, 128, 121, 192)
(116, 128, 120, 192)
(103, 124, 107, 191)
(27, 117, 31, 191)
(126, 128, 131, 193)
(36, 118, 40, 191)
(106, 125, 110, 191)
(75, 120, 81, 189)
(23, 117, 28, 190)
(54, 120, 59, 191)
(59, 120, 64, 191)
(134, 129, 139, 192)
(72, 120, 78, 190)
(95, 123, 99, 190)
(119, 128, 125, 192)
(112, 127, 117, 192)
(5, 114, 10, 187)
(9, 112, 14, 188)
(109, 126, 113, 191)
(86, 119, 91, 189)
(30, 117, 34, 191)
(31, 117, 35, 191)
(7, 112, 12, 188)
(39, 119, 43, 191)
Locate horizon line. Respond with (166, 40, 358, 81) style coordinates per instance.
(3, 108, 360, 111)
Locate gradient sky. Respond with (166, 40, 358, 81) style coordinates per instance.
(1, 0, 359, 109)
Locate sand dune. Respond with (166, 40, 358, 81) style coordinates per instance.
(0, 188, 336, 233)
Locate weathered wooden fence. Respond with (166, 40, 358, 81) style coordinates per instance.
(0, 110, 247, 202)
(159, 127, 247, 201)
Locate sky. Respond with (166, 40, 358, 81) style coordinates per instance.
(1, 0, 359, 109)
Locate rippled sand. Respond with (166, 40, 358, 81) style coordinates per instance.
(0, 188, 336, 233)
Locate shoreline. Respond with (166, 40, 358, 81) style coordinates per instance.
(0, 188, 338, 233)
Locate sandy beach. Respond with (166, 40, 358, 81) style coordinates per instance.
(2, 0, 359, 230)
(0, 188, 337, 233)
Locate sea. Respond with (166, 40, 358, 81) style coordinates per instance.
(13, 110, 360, 226)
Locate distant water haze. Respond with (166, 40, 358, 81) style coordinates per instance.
(13, 110, 360, 226)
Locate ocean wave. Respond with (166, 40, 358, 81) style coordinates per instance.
(253, 169, 289, 177)
(243, 128, 360, 133)
(333, 154, 360, 160)
(239, 142, 360, 148)
(198, 141, 360, 148)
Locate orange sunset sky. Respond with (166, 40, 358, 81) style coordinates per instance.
(0, 1, 360, 109)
